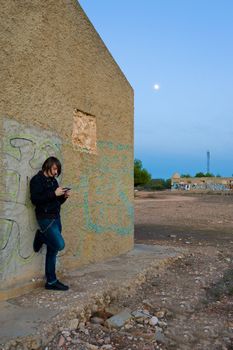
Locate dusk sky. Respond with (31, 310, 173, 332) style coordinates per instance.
(79, 0, 233, 179)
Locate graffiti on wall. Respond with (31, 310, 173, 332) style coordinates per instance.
(63, 140, 134, 257)
(1, 118, 134, 279)
(82, 140, 133, 235)
(0, 118, 62, 280)
(172, 181, 233, 191)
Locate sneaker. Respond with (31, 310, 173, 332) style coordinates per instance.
(56, 280, 69, 290)
(33, 229, 43, 252)
(45, 280, 69, 291)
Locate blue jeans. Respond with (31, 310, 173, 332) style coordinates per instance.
(37, 217, 65, 284)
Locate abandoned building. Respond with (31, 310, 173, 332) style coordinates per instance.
(171, 173, 233, 191)
(0, 0, 134, 300)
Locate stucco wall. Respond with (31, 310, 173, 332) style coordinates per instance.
(0, 0, 134, 299)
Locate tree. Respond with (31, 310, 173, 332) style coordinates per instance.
(205, 172, 214, 177)
(195, 172, 206, 178)
(195, 172, 214, 177)
(145, 178, 171, 191)
(181, 174, 191, 178)
(134, 159, 151, 186)
(149, 178, 165, 190)
(165, 178, 171, 189)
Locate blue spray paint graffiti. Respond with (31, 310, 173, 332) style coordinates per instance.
(75, 140, 134, 236)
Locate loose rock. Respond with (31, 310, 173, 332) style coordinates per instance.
(68, 318, 79, 330)
(58, 335, 65, 347)
(149, 316, 159, 326)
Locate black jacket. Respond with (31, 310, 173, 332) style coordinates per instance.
(30, 171, 67, 219)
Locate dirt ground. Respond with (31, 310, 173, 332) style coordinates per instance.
(134, 191, 233, 349)
(47, 191, 233, 350)
(135, 191, 233, 245)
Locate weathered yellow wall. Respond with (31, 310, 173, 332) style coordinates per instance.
(0, 0, 134, 299)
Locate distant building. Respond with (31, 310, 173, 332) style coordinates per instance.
(171, 173, 233, 191)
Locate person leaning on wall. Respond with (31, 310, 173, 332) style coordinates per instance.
(30, 156, 71, 291)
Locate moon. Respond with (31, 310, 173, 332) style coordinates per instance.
(153, 83, 160, 91)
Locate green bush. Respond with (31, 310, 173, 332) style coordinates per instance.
(134, 159, 151, 186)
(195, 172, 215, 177)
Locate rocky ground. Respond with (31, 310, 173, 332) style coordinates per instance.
(45, 192, 233, 350)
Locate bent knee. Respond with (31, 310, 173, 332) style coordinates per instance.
(57, 241, 65, 251)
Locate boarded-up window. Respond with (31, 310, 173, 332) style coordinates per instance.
(72, 109, 97, 153)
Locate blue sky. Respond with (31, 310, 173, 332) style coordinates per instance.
(79, 0, 233, 178)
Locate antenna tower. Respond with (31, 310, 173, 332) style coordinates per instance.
(207, 150, 210, 174)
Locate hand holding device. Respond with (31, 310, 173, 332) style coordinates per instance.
(62, 187, 71, 192)
(55, 187, 65, 196)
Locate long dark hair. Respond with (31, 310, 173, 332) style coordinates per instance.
(42, 157, 62, 176)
